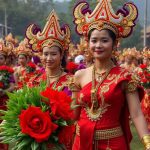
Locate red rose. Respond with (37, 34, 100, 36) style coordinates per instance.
(142, 78, 147, 83)
(0, 82, 4, 88)
(19, 106, 58, 143)
(140, 64, 147, 69)
(28, 62, 36, 69)
(0, 65, 14, 73)
(41, 87, 73, 120)
(66, 62, 78, 73)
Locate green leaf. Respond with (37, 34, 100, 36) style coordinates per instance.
(31, 141, 39, 150)
(16, 138, 33, 150)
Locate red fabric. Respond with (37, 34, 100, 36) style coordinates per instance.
(30, 72, 72, 88)
(141, 93, 150, 131)
(72, 66, 144, 150)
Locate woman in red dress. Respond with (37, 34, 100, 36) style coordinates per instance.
(0, 39, 15, 150)
(26, 10, 74, 149)
(13, 39, 32, 89)
(71, 0, 150, 150)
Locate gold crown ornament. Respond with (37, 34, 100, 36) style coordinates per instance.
(77, 37, 88, 53)
(73, 0, 138, 39)
(26, 10, 71, 53)
(14, 38, 32, 57)
(0, 38, 14, 56)
(0, 39, 7, 56)
(5, 33, 18, 56)
(142, 47, 150, 59)
(5, 33, 18, 46)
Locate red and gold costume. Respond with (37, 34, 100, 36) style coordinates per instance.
(0, 38, 15, 150)
(0, 39, 15, 111)
(26, 10, 74, 150)
(72, 66, 144, 150)
(140, 50, 150, 131)
(13, 38, 34, 89)
(141, 91, 150, 131)
(73, 0, 140, 149)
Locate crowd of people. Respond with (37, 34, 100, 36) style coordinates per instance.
(0, 0, 150, 150)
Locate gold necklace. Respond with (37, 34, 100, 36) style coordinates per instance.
(95, 71, 107, 82)
(48, 70, 62, 78)
(91, 66, 111, 110)
(46, 69, 63, 89)
(85, 65, 113, 121)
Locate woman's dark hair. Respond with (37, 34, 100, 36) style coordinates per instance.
(88, 28, 117, 45)
(0, 54, 7, 60)
(58, 47, 67, 71)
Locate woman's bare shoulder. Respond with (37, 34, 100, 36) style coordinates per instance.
(74, 66, 92, 78)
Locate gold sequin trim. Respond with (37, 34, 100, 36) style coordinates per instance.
(76, 124, 123, 140)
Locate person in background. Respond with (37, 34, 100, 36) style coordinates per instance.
(0, 39, 15, 150)
(13, 39, 32, 89)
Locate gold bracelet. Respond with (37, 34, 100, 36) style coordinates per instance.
(141, 134, 150, 150)
(67, 78, 81, 92)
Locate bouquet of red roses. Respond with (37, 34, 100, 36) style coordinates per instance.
(138, 64, 150, 89)
(0, 65, 14, 90)
(26, 62, 36, 73)
(0, 83, 74, 150)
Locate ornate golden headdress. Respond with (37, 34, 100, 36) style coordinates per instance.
(4, 33, 18, 56)
(73, 0, 138, 39)
(0, 38, 14, 56)
(0, 39, 7, 56)
(5, 33, 18, 46)
(122, 47, 141, 59)
(26, 10, 71, 53)
(142, 47, 150, 58)
(14, 38, 32, 57)
(77, 37, 88, 53)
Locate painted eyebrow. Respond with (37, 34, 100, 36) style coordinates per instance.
(90, 37, 109, 39)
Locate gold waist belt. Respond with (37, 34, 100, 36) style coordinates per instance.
(76, 124, 123, 140)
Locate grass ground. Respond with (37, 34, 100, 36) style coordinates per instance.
(130, 124, 144, 150)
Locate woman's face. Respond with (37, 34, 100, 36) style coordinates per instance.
(18, 54, 27, 66)
(42, 46, 62, 70)
(0, 54, 6, 66)
(89, 29, 114, 60)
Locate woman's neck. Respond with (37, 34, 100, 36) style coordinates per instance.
(20, 64, 26, 67)
(46, 67, 62, 76)
(94, 59, 114, 73)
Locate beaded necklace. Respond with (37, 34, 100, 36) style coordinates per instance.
(85, 65, 113, 121)
(46, 69, 63, 89)
(91, 65, 112, 111)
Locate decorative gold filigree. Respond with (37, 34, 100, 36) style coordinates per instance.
(26, 10, 71, 52)
(73, 0, 138, 39)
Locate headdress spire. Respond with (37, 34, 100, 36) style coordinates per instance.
(73, 0, 138, 39)
(26, 10, 71, 52)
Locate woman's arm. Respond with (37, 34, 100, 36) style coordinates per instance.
(126, 91, 149, 138)
(126, 91, 150, 150)
(13, 71, 19, 85)
(69, 71, 82, 120)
